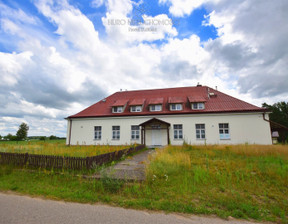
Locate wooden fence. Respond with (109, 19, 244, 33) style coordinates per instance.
(0, 145, 145, 170)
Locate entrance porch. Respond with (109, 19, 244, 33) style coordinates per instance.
(139, 118, 170, 147)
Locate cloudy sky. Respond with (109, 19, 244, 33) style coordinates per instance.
(0, 0, 287, 137)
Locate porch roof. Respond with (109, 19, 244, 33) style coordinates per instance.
(139, 118, 171, 127)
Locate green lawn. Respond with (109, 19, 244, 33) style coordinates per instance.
(0, 140, 132, 157)
(0, 143, 287, 223)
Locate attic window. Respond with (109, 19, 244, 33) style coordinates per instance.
(192, 102, 205, 110)
(150, 105, 162, 112)
(130, 105, 142, 112)
(170, 103, 182, 111)
(112, 106, 123, 113)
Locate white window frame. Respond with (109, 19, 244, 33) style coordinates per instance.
(195, 124, 205, 140)
(173, 124, 183, 139)
(112, 126, 120, 140)
(94, 126, 102, 140)
(112, 106, 123, 113)
(170, 103, 183, 111)
(130, 105, 142, 112)
(192, 102, 205, 110)
(219, 123, 230, 140)
(150, 104, 162, 112)
(131, 125, 140, 140)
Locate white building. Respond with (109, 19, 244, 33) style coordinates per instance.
(66, 85, 272, 146)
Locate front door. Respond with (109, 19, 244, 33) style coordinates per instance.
(152, 129, 162, 146)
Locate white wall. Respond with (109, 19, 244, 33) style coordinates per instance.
(67, 112, 272, 145)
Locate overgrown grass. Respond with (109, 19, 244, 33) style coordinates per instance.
(0, 144, 287, 223)
(0, 140, 132, 157)
(146, 144, 288, 222)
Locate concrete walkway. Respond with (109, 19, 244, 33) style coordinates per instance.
(94, 149, 155, 181)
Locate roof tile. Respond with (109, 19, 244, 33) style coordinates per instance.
(168, 97, 185, 103)
(69, 86, 266, 118)
(130, 98, 145, 106)
(148, 98, 164, 105)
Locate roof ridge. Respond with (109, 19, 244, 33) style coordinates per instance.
(114, 85, 205, 93)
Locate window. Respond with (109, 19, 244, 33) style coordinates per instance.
(192, 102, 205, 110)
(173, 124, 183, 139)
(112, 126, 120, 140)
(195, 124, 205, 139)
(219, 123, 230, 139)
(131, 125, 140, 140)
(94, 126, 102, 140)
(130, 105, 142, 112)
(150, 104, 162, 111)
(112, 106, 123, 113)
(170, 103, 182, 111)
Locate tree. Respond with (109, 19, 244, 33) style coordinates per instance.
(0, 134, 2, 140)
(49, 135, 57, 140)
(16, 123, 29, 140)
(4, 133, 17, 141)
(263, 102, 288, 142)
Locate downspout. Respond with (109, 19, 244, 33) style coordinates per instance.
(68, 119, 72, 146)
(263, 112, 288, 130)
(262, 112, 273, 144)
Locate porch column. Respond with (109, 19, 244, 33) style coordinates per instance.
(141, 127, 146, 145)
(167, 127, 170, 145)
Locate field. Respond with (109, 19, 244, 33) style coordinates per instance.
(0, 143, 288, 223)
(0, 140, 130, 157)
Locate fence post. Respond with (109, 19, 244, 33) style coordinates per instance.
(24, 152, 29, 166)
(86, 157, 90, 170)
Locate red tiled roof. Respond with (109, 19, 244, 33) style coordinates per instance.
(68, 86, 267, 118)
(188, 95, 207, 103)
(148, 98, 164, 105)
(112, 99, 128, 106)
(168, 97, 184, 103)
(130, 98, 145, 106)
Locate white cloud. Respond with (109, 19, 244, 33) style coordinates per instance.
(159, 0, 221, 17)
(35, 0, 101, 52)
(0, 0, 287, 137)
(106, 0, 133, 15)
(91, 0, 105, 8)
(202, 0, 288, 102)
(0, 51, 33, 87)
(0, 3, 39, 25)
(1, 19, 20, 35)
(102, 13, 177, 44)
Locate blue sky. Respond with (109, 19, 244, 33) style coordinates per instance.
(0, 0, 287, 137)
(0, 0, 217, 49)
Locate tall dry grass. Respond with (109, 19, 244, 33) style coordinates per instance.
(0, 140, 132, 157)
(151, 147, 191, 168)
(146, 143, 288, 222)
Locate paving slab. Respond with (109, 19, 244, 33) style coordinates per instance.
(93, 149, 155, 181)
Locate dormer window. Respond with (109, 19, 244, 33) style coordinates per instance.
(112, 99, 128, 113)
(192, 102, 205, 110)
(130, 105, 142, 112)
(170, 103, 182, 111)
(188, 96, 207, 111)
(148, 98, 163, 112)
(150, 104, 162, 111)
(168, 97, 184, 111)
(112, 106, 124, 113)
